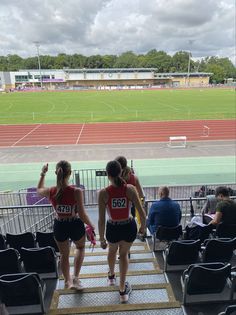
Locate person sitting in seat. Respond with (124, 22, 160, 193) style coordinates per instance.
(201, 194, 218, 224)
(209, 186, 236, 225)
(147, 186, 182, 234)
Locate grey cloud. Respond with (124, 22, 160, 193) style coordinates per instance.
(0, 0, 234, 62)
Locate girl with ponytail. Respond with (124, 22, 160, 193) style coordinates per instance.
(37, 160, 95, 290)
(98, 160, 146, 303)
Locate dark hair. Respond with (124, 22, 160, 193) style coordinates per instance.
(55, 160, 71, 202)
(115, 156, 131, 182)
(215, 186, 230, 197)
(106, 160, 124, 187)
(115, 156, 127, 169)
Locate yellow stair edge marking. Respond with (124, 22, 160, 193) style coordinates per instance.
(74, 258, 156, 266)
(48, 301, 180, 315)
(49, 283, 179, 314)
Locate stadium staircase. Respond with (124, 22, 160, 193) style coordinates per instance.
(48, 239, 184, 315)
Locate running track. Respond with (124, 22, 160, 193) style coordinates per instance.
(0, 120, 235, 147)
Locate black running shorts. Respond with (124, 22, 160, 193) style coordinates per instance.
(106, 218, 137, 243)
(53, 218, 85, 242)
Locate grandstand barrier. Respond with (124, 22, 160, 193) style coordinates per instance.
(168, 136, 187, 148)
(1, 183, 236, 207)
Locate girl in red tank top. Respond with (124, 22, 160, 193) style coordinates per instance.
(98, 160, 146, 303)
(37, 160, 95, 290)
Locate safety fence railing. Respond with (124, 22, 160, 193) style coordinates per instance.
(1, 194, 236, 236)
(0, 205, 54, 235)
(1, 183, 236, 207)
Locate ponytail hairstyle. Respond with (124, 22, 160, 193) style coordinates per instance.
(115, 156, 131, 182)
(55, 160, 71, 202)
(106, 160, 125, 187)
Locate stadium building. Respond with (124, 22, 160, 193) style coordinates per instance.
(0, 68, 211, 91)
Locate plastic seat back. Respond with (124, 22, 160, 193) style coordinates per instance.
(186, 262, 231, 295)
(6, 232, 35, 255)
(21, 246, 58, 278)
(0, 234, 6, 250)
(167, 240, 201, 265)
(36, 231, 59, 253)
(0, 248, 22, 276)
(202, 238, 235, 263)
(0, 273, 45, 314)
(156, 224, 183, 241)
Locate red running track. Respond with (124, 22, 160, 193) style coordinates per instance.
(0, 120, 235, 147)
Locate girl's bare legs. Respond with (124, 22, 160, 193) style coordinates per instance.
(73, 235, 86, 278)
(108, 242, 119, 276)
(56, 239, 71, 287)
(118, 241, 133, 292)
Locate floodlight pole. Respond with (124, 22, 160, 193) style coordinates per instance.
(187, 40, 194, 87)
(187, 51, 191, 86)
(34, 42, 43, 89)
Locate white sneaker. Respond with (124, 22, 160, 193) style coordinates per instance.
(107, 273, 116, 286)
(72, 277, 84, 290)
(120, 282, 132, 303)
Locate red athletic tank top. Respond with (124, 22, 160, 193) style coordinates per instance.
(49, 186, 77, 218)
(105, 184, 131, 221)
(126, 173, 136, 186)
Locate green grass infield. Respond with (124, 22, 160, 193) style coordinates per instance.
(0, 88, 234, 124)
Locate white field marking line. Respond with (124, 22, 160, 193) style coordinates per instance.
(118, 103, 129, 111)
(48, 104, 55, 113)
(11, 124, 42, 147)
(76, 123, 85, 144)
(100, 101, 115, 112)
(4, 102, 13, 111)
(63, 103, 69, 112)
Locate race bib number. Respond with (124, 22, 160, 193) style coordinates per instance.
(56, 205, 72, 214)
(112, 198, 127, 208)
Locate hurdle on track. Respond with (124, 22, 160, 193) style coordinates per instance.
(167, 136, 187, 148)
(202, 125, 210, 137)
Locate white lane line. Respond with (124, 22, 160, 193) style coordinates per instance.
(48, 104, 55, 113)
(76, 123, 85, 144)
(11, 124, 42, 147)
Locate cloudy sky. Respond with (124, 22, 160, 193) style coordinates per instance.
(0, 0, 235, 62)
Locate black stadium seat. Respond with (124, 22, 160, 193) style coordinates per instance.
(164, 239, 201, 272)
(0, 234, 6, 250)
(201, 238, 236, 263)
(182, 262, 231, 305)
(153, 224, 183, 251)
(6, 232, 36, 256)
(36, 231, 59, 253)
(0, 273, 45, 314)
(0, 248, 22, 276)
(21, 246, 58, 279)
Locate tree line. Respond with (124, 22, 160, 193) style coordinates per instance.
(0, 50, 235, 83)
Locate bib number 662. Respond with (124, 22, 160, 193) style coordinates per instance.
(112, 198, 127, 208)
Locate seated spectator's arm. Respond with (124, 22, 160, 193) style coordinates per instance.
(209, 211, 222, 225)
(147, 203, 157, 234)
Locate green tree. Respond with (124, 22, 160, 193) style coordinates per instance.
(205, 64, 226, 83)
(114, 51, 138, 68)
(7, 54, 23, 71)
(171, 51, 192, 72)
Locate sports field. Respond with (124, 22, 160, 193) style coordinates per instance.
(0, 87, 235, 191)
(0, 88, 234, 124)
